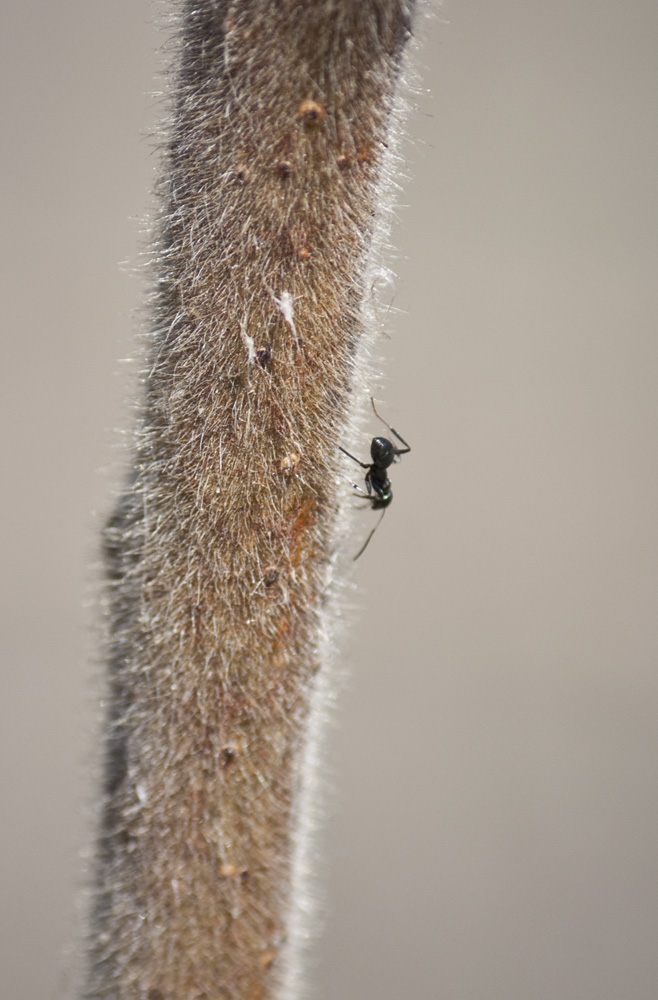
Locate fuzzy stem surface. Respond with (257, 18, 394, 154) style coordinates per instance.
(88, 3, 415, 998)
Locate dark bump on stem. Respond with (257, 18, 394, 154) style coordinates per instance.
(220, 746, 237, 770)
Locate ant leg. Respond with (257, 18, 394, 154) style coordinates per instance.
(390, 428, 410, 455)
(370, 397, 410, 454)
(346, 472, 373, 497)
(348, 475, 374, 498)
(353, 509, 386, 560)
(339, 445, 370, 469)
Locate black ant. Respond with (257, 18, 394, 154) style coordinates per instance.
(340, 398, 411, 559)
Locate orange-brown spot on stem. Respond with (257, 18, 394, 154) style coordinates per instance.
(288, 497, 315, 568)
(283, 223, 314, 262)
(271, 614, 290, 659)
(220, 863, 250, 880)
(297, 99, 324, 125)
(259, 947, 278, 969)
(278, 452, 300, 475)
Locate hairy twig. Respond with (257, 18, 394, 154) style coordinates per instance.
(86, 2, 416, 997)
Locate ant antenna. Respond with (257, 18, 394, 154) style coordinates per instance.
(369, 397, 411, 456)
(370, 396, 391, 432)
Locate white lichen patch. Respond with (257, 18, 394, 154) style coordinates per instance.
(240, 318, 257, 364)
(273, 289, 298, 339)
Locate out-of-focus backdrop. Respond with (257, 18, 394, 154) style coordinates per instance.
(2, 2, 657, 998)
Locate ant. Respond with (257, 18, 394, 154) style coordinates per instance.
(340, 398, 411, 559)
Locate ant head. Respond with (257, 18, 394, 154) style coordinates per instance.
(370, 436, 395, 468)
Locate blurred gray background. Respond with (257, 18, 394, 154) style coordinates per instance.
(2, 2, 657, 998)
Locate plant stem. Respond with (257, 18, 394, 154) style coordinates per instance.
(87, 2, 415, 997)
